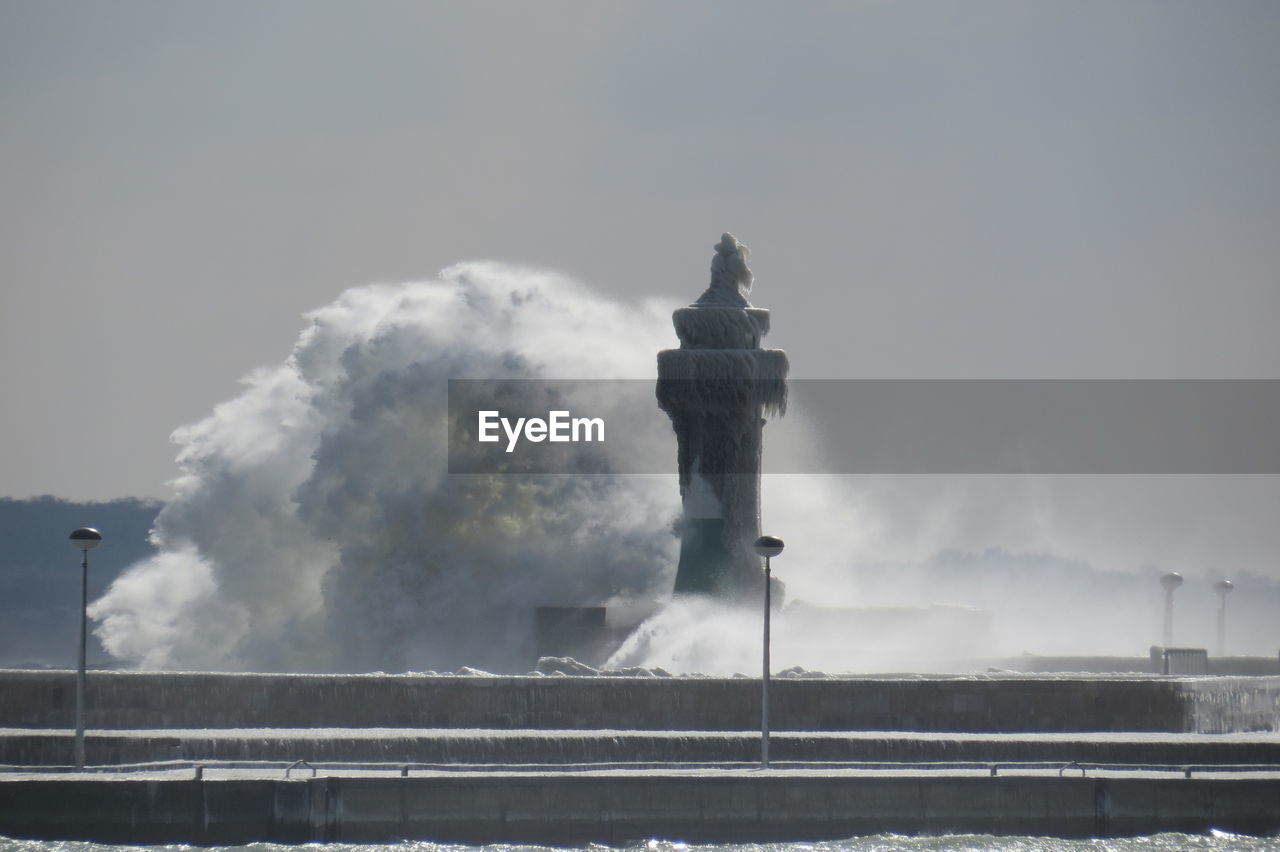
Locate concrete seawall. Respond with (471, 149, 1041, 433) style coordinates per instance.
(5, 670, 1279, 733)
(3, 773, 1278, 844)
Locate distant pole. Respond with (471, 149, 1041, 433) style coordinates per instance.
(1214, 579, 1234, 657)
(753, 535, 784, 769)
(69, 528, 101, 770)
(1159, 572, 1183, 648)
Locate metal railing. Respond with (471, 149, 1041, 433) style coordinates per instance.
(3, 757, 1278, 780)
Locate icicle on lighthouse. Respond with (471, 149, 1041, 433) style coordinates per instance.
(657, 233, 789, 598)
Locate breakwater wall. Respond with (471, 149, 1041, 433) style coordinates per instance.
(3, 773, 1278, 844)
(4, 670, 1279, 733)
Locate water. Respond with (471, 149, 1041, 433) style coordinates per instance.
(3, 835, 1278, 852)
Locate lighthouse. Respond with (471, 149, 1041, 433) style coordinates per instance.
(656, 234, 789, 599)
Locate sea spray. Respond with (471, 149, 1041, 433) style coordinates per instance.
(79, 256, 1263, 675)
(90, 263, 681, 673)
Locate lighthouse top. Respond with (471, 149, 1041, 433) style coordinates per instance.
(694, 233, 753, 307)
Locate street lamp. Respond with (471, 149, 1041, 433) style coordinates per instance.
(1213, 579, 1234, 657)
(69, 527, 101, 769)
(753, 534, 784, 769)
(1159, 571, 1183, 648)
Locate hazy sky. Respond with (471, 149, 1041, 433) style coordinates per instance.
(3, 0, 1278, 500)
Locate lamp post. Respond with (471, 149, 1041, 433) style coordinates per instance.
(1213, 579, 1234, 657)
(753, 535, 784, 769)
(69, 527, 101, 769)
(1159, 571, 1183, 648)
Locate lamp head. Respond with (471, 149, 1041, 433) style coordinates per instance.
(1159, 571, 1183, 592)
(69, 528, 102, 552)
(1214, 579, 1234, 595)
(753, 535, 784, 559)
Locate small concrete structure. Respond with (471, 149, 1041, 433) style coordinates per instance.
(533, 607, 610, 663)
(1151, 647, 1211, 675)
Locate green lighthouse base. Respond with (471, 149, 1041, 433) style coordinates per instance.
(672, 517, 734, 596)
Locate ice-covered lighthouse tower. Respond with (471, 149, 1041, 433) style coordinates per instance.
(657, 233, 789, 598)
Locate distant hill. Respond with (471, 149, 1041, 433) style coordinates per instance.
(0, 496, 160, 668)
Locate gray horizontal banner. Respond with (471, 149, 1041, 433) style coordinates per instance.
(447, 379, 1280, 474)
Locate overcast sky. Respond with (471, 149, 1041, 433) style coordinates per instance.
(2, 0, 1278, 501)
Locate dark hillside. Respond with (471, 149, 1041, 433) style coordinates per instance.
(0, 497, 160, 667)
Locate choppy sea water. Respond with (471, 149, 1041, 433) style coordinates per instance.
(3, 835, 1279, 852)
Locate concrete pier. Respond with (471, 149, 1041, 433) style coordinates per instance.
(3, 670, 1279, 843)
